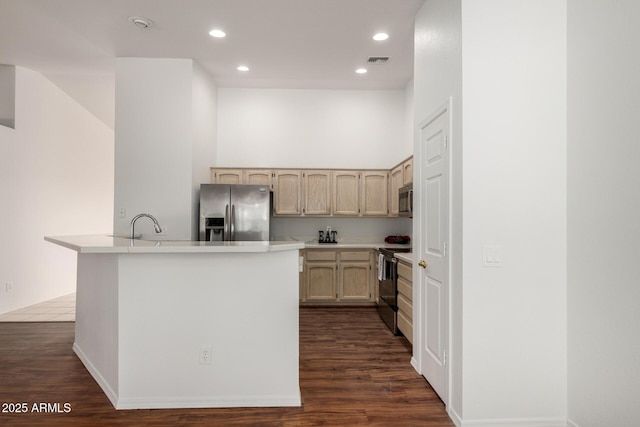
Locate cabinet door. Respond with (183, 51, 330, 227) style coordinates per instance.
(332, 171, 360, 216)
(305, 263, 337, 301)
(211, 169, 243, 184)
(339, 262, 372, 302)
(273, 170, 302, 215)
(397, 259, 413, 342)
(389, 165, 403, 216)
(304, 170, 331, 215)
(360, 171, 388, 216)
(403, 157, 413, 185)
(244, 169, 272, 188)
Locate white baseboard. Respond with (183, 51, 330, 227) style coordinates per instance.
(457, 417, 567, 427)
(410, 356, 419, 373)
(73, 342, 119, 409)
(449, 407, 463, 426)
(116, 393, 302, 410)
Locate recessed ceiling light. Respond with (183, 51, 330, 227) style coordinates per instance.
(355, 68, 368, 74)
(209, 29, 226, 38)
(237, 65, 250, 72)
(128, 16, 154, 29)
(373, 32, 389, 41)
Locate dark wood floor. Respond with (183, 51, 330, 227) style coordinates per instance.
(0, 307, 454, 426)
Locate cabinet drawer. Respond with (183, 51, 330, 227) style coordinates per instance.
(398, 310, 413, 344)
(397, 277, 412, 301)
(397, 261, 412, 282)
(397, 294, 412, 320)
(340, 251, 371, 262)
(306, 250, 337, 261)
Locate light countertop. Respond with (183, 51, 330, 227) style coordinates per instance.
(394, 252, 414, 264)
(45, 235, 304, 254)
(45, 235, 410, 254)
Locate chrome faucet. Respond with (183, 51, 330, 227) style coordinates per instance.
(130, 213, 163, 239)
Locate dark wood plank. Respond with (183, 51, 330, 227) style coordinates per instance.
(0, 307, 454, 426)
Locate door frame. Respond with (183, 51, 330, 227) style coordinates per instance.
(412, 98, 452, 407)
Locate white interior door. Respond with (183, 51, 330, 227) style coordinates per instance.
(418, 102, 450, 404)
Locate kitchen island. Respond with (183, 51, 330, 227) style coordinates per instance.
(45, 235, 304, 410)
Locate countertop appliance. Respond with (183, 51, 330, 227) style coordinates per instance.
(377, 247, 412, 335)
(199, 184, 270, 241)
(399, 183, 413, 218)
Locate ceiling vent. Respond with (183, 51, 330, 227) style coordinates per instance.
(367, 56, 390, 64)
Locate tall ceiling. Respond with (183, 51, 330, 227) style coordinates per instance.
(0, 0, 424, 128)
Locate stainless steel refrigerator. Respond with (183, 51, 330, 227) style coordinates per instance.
(199, 184, 271, 241)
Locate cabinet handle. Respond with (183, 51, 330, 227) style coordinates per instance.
(418, 260, 428, 269)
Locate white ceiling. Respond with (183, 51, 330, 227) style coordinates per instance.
(0, 0, 424, 128)
(0, 0, 424, 127)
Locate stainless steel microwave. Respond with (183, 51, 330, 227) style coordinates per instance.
(399, 183, 413, 217)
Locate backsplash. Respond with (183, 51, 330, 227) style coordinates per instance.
(271, 217, 412, 243)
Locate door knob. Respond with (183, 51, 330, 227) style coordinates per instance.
(418, 260, 428, 269)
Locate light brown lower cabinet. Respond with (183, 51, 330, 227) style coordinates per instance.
(396, 259, 413, 343)
(301, 249, 375, 305)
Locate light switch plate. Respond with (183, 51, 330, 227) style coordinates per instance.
(483, 245, 503, 267)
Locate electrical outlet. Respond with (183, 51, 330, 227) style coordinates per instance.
(199, 345, 212, 365)
(5, 282, 13, 292)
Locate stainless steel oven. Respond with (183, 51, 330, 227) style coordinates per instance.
(377, 248, 411, 335)
(399, 183, 413, 218)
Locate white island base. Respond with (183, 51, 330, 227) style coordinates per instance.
(45, 236, 303, 410)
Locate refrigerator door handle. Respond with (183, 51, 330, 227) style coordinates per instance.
(231, 204, 236, 240)
(224, 204, 230, 241)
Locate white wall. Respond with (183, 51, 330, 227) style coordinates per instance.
(414, 0, 463, 418)
(216, 87, 413, 241)
(114, 58, 217, 241)
(460, 0, 567, 423)
(191, 62, 218, 238)
(462, 0, 567, 425)
(0, 66, 113, 314)
(216, 88, 410, 169)
(567, 1, 640, 426)
(415, 1, 567, 424)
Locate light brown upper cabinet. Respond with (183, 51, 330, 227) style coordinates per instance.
(360, 171, 388, 216)
(402, 157, 413, 185)
(211, 161, 410, 218)
(332, 170, 388, 216)
(245, 169, 273, 188)
(389, 165, 404, 216)
(210, 168, 243, 184)
(332, 171, 360, 216)
(211, 168, 273, 188)
(304, 170, 331, 215)
(273, 170, 302, 215)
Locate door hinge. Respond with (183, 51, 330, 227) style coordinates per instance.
(443, 242, 447, 257)
(444, 135, 448, 150)
(443, 350, 447, 366)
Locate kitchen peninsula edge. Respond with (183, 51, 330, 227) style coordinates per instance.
(45, 235, 304, 410)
